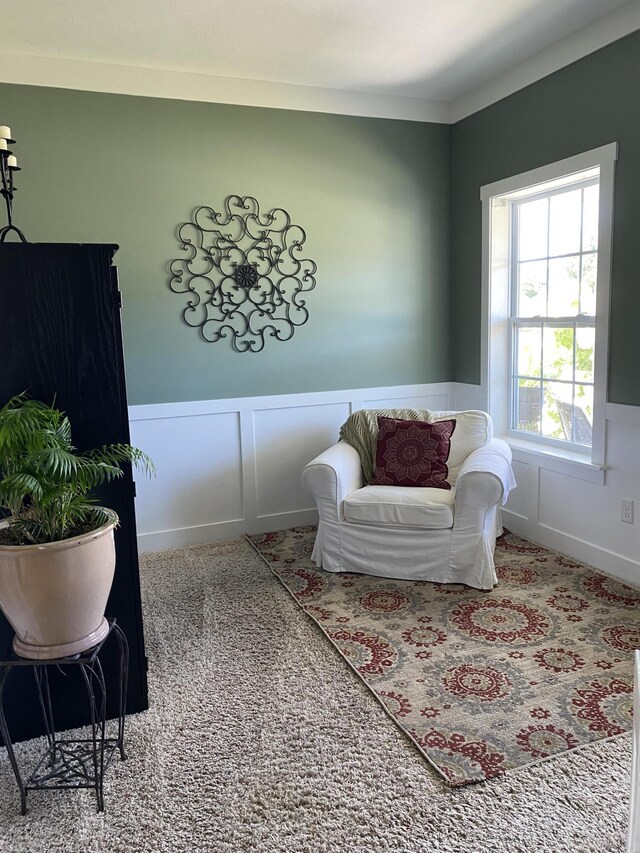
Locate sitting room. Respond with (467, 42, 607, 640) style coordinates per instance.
(0, 1, 640, 851)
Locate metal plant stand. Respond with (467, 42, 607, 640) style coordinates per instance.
(0, 618, 129, 814)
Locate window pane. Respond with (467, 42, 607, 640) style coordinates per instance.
(573, 385, 594, 446)
(518, 198, 548, 261)
(580, 252, 598, 315)
(517, 326, 541, 377)
(518, 260, 547, 316)
(547, 256, 580, 315)
(503, 173, 603, 452)
(543, 326, 574, 381)
(516, 380, 541, 434)
(575, 327, 595, 383)
(582, 184, 599, 252)
(542, 382, 571, 439)
(549, 189, 582, 257)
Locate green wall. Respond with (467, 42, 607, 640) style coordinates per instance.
(451, 30, 640, 405)
(6, 31, 637, 407)
(0, 84, 451, 405)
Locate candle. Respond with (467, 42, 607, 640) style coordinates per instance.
(0, 126, 11, 139)
(0, 140, 6, 151)
(7, 155, 17, 168)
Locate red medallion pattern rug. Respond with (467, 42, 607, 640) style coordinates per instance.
(248, 526, 639, 786)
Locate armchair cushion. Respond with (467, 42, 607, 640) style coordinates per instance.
(339, 408, 492, 486)
(430, 410, 492, 483)
(339, 407, 433, 484)
(371, 417, 456, 488)
(344, 485, 455, 529)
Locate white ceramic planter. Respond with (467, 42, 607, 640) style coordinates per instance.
(0, 513, 117, 659)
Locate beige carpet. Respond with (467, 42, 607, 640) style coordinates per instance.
(249, 526, 638, 786)
(0, 536, 632, 852)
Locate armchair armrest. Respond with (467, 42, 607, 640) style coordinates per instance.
(302, 441, 363, 572)
(451, 439, 516, 590)
(455, 439, 515, 507)
(301, 441, 364, 516)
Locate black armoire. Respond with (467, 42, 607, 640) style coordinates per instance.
(0, 243, 148, 743)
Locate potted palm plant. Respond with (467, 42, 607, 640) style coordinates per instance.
(0, 392, 154, 659)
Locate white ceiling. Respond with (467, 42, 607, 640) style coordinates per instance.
(0, 0, 638, 120)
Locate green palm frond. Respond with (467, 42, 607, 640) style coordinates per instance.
(0, 393, 154, 545)
(89, 444, 156, 477)
(0, 398, 72, 480)
(33, 447, 123, 487)
(0, 471, 45, 504)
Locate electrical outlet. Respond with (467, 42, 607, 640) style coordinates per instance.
(621, 499, 634, 524)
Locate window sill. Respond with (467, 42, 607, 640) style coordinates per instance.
(501, 436, 606, 484)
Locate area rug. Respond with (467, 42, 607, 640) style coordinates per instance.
(248, 526, 640, 787)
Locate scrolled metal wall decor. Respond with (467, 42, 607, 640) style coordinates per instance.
(169, 195, 317, 352)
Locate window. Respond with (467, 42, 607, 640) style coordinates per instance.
(481, 144, 617, 471)
(511, 179, 598, 448)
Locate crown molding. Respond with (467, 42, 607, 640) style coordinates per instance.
(451, 0, 640, 123)
(0, 52, 451, 125)
(0, 1, 637, 127)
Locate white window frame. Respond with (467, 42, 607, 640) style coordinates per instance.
(480, 143, 618, 482)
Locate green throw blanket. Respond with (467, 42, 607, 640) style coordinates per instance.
(339, 408, 432, 484)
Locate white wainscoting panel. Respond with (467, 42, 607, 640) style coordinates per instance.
(131, 381, 640, 584)
(130, 383, 455, 552)
(454, 384, 640, 584)
(451, 383, 486, 412)
(503, 459, 533, 522)
(253, 402, 351, 518)
(130, 410, 243, 551)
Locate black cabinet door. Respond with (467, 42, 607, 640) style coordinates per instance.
(0, 243, 148, 743)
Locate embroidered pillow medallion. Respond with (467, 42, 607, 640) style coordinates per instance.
(371, 417, 456, 489)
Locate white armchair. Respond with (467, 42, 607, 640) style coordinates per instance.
(301, 410, 515, 591)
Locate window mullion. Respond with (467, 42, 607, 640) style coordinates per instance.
(509, 319, 520, 433)
(572, 318, 578, 442)
(539, 317, 544, 435)
(578, 187, 585, 314)
(545, 197, 550, 317)
(509, 202, 519, 432)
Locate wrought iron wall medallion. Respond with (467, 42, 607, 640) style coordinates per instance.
(169, 195, 317, 352)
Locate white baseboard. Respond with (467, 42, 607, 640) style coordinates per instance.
(137, 519, 247, 552)
(251, 509, 319, 535)
(502, 510, 640, 586)
(137, 508, 319, 552)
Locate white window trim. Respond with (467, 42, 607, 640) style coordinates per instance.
(480, 142, 618, 483)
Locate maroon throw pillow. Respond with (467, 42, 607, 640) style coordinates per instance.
(371, 417, 456, 489)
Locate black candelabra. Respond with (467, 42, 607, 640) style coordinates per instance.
(0, 125, 27, 243)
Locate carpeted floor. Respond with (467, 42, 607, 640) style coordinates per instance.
(0, 536, 632, 852)
(249, 526, 639, 786)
